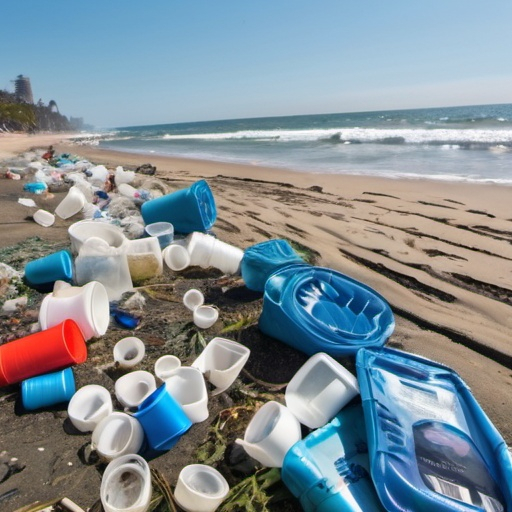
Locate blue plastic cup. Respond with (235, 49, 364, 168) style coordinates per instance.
(145, 221, 174, 249)
(24, 249, 74, 287)
(141, 180, 217, 234)
(133, 384, 192, 451)
(21, 367, 76, 411)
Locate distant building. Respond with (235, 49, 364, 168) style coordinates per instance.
(14, 75, 34, 104)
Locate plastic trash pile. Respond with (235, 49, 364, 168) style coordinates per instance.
(1, 149, 511, 512)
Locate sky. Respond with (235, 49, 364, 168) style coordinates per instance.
(2, 1, 512, 129)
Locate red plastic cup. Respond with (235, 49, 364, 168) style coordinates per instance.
(0, 319, 87, 387)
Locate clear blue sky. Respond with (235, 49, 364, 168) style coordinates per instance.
(2, 1, 512, 128)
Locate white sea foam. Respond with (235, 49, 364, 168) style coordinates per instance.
(158, 127, 512, 145)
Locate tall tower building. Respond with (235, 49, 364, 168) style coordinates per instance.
(14, 75, 34, 104)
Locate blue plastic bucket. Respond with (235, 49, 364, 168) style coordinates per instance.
(141, 180, 216, 234)
(282, 404, 384, 512)
(258, 265, 394, 356)
(21, 367, 76, 411)
(241, 239, 304, 292)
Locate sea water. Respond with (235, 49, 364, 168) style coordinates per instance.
(84, 103, 512, 184)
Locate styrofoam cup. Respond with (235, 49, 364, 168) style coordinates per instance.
(186, 232, 216, 267)
(193, 305, 219, 329)
(285, 352, 359, 429)
(235, 401, 302, 468)
(39, 281, 110, 341)
(183, 289, 204, 311)
(100, 454, 152, 512)
(55, 186, 87, 220)
(174, 464, 229, 512)
(115, 370, 156, 409)
(67, 384, 113, 433)
(192, 337, 250, 395)
(91, 412, 145, 461)
(154, 355, 181, 382)
(33, 209, 55, 227)
(113, 337, 146, 368)
(163, 243, 190, 271)
(165, 367, 209, 424)
(208, 239, 244, 275)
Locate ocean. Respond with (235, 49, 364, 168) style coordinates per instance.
(89, 103, 512, 184)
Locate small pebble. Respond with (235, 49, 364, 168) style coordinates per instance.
(37, 447, 44, 452)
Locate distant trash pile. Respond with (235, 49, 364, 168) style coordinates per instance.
(1, 149, 511, 512)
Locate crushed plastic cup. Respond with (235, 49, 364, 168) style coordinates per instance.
(163, 242, 190, 271)
(100, 454, 152, 512)
(183, 289, 204, 311)
(33, 209, 55, 227)
(174, 464, 230, 512)
(55, 185, 87, 219)
(133, 384, 192, 451)
(145, 221, 174, 249)
(285, 352, 360, 429)
(115, 370, 156, 409)
(193, 305, 219, 329)
(68, 220, 127, 255)
(67, 384, 113, 433)
(192, 337, 250, 395)
(91, 412, 144, 461)
(0, 319, 87, 387)
(113, 337, 146, 369)
(154, 355, 181, 382)
(39, 281, 110, 341)
(21, 367, 76, 411)
(24, 249, 73, 288)
(165, 367, 209, 424)
(141, 179, 217, 234)
(235, 401, 302, 468)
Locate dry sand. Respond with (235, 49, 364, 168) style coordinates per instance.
(0, 133, 511, 510)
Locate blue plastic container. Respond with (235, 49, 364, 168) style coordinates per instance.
(356, 347, 512, 512)
(141, 180, 216, 234)
(282, 404, 385, 512)
(133, 384, 192, 451)
(24, 249, 74, 288)
(259, 265, 394, 356)
(241, 239, 304, 292)
(21, 367, 75, 411)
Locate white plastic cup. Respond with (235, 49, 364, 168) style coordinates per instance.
(67, 384, 113, 433)
(33, 209, 55, 227)
(154, 355, 181, 382)
(165, 367, 209, 424)
(113, 337, 146, 369)
(193, 305, 219, 329)
(235, 401, 302, 468)
(192, 337, 250, 396)
(285, 352, 359, 429)
(163, 242, 190, 271)
(208, 239, 244, 275)
(124, 237, 164, 282)
(100, 454, 152, 512)
(39, 281, 110, 341)
(183, 289, 205, 311)
(68, 220, 127, 255)
(186, 232, 217, 267)
(115, 370, 156, 409)
(145, 221, 174, 249)
(91, 412, 145, 461)
(55, 186, 87, 220)
(174, 464, 230, 512)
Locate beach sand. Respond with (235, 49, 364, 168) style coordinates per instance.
(1, 134, 511, 510)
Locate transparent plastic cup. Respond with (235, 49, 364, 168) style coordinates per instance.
(145, 221, 174, 249)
